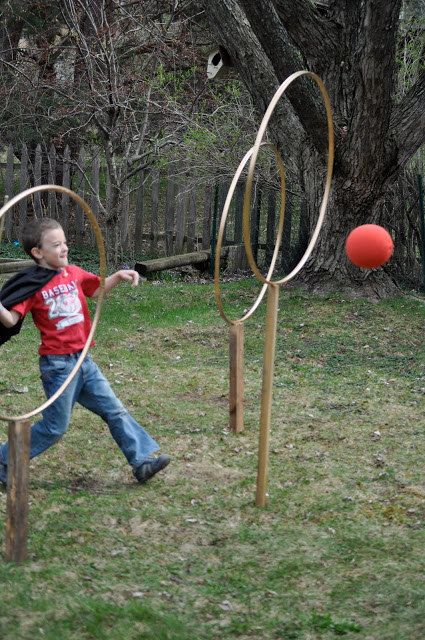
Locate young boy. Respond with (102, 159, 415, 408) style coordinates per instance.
(0, 218, 170, 487)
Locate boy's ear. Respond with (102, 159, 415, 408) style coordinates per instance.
(30, 246, 42, 261)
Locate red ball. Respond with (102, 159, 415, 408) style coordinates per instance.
(345, 224, 394, 269)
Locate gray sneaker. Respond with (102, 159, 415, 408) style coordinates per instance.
(133, 454, 170, 484)
(0, 462, 7, 487)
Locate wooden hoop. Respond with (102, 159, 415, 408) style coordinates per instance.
(243, 70, 334, 285)
(0, 185, 106, 423)
(214, 143, 286, 325)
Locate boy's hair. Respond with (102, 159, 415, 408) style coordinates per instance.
(22, 218, 63, 260)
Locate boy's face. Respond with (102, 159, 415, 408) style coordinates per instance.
(31, 227, 69, 270)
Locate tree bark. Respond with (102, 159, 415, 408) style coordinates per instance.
(201, 0, 425, 297)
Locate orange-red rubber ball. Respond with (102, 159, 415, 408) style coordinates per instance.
(345, 224, 394, 269)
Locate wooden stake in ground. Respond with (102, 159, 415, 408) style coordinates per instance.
(240, 72, 333, 506)
(0, 184, 107, 562)
(213, 144, 285, 435)
(5, 420, 30, 562)
(255, 284, 280, 507)
(229, 322, 244, 433)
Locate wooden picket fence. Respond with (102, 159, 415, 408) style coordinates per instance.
(0, 142, 310, 273)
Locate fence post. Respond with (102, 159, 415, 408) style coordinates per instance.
(202, 183, 213, 250)
(18, 144, 29, 236)
(209, 183, 220, 276)
(134, 170, 145, 256)
(150, 168, 159, 256)
(165, 163, 175, 256)
(48, 144, 57, 218)
(251, 183, 262, 264)
(266, 188, 276, 266)
(234, 181, 243, 244)
(187, 188, 196, 252)
(62, 146, 71, 235)
(418, 174, 425, 293)
(75, 147, 85, 243)
(120, 176, 130, 253)
(90, 154, 100, 247)
(34, 144, 43, 218)
(3, 145, 14, 240)
(174, 185, 187, 254)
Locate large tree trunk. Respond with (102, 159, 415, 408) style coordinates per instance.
(299, 162, 400, 297)
(201, 0, 425, 297)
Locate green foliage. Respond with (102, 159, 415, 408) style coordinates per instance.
(0, 241, 27, 259)
(397, 6, 425, 96)
(183, 126, 218, 154)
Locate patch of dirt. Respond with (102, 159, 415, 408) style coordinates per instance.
(167, 459, 243, 483)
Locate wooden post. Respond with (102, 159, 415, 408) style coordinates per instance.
(61, 146, 71, 236)
(229, 322, 244, 433)
(150, 169, 159, 256)
(234, 181, 244, 244)
(134, 170, 145, 255)
(75, 147, 85, 243)
(174, 186, 187, 254)
(18, 144, 28, 236)
(265, 189, 276, 266)
(165, 163, 175, 256)
(187, 189, 196, 252)
(251, 184, 262, 265)
(202, 183, 213, 250)
(34, 144, 43, 219)
(4, 144, 14, 241)
(90, 154, 100, 247)
(48, 144, 57, 219)
(5, 420, 30, 562)
(256, 284, 279, 507)
(120, 177, 130, 253)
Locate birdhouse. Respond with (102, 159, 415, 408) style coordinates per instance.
(207, 47, 233, 80)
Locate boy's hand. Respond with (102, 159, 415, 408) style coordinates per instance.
(118, 269, 139, 287)
(96, 269, 142, 297)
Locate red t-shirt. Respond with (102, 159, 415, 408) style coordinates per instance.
(12, 265, 101, 355)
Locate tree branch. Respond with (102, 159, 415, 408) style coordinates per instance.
(391, 71, 425, 168)
(272, 0, 338, 62)
(239, 0, 331, 155)
(201, 0, 303, 170)
(349, 0, 402, 167)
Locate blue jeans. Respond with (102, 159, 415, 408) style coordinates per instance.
(0, 353, 159, 469)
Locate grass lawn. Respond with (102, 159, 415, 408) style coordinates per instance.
(0, 275, 424, 639)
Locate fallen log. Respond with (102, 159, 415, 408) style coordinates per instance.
(0, 259, 34, 274)
(135, 247, 230, 276)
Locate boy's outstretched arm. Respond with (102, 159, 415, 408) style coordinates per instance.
(0, 302, 21, 328)
(92, 269, 140, 298)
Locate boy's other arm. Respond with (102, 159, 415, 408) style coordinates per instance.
(0, 302, 21, 328)
(92, 269, 140, 298)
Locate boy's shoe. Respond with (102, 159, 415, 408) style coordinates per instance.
(0, 462, 7, 488)
(133, 454, 170, 484)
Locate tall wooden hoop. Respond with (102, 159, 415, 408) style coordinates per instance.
(243, 70, 334, 285)
(214, 143, 286, 325)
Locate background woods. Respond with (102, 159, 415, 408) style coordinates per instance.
(0, 0, 424, 293)
(0, 140, 423, 292)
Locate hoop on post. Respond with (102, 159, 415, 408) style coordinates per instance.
(214, 144, 286, 432)
(242, 70, 334, 286)
(214, 143, 286, 325)
(0, 185, 106, 423)
(239, 71, 334, 506)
